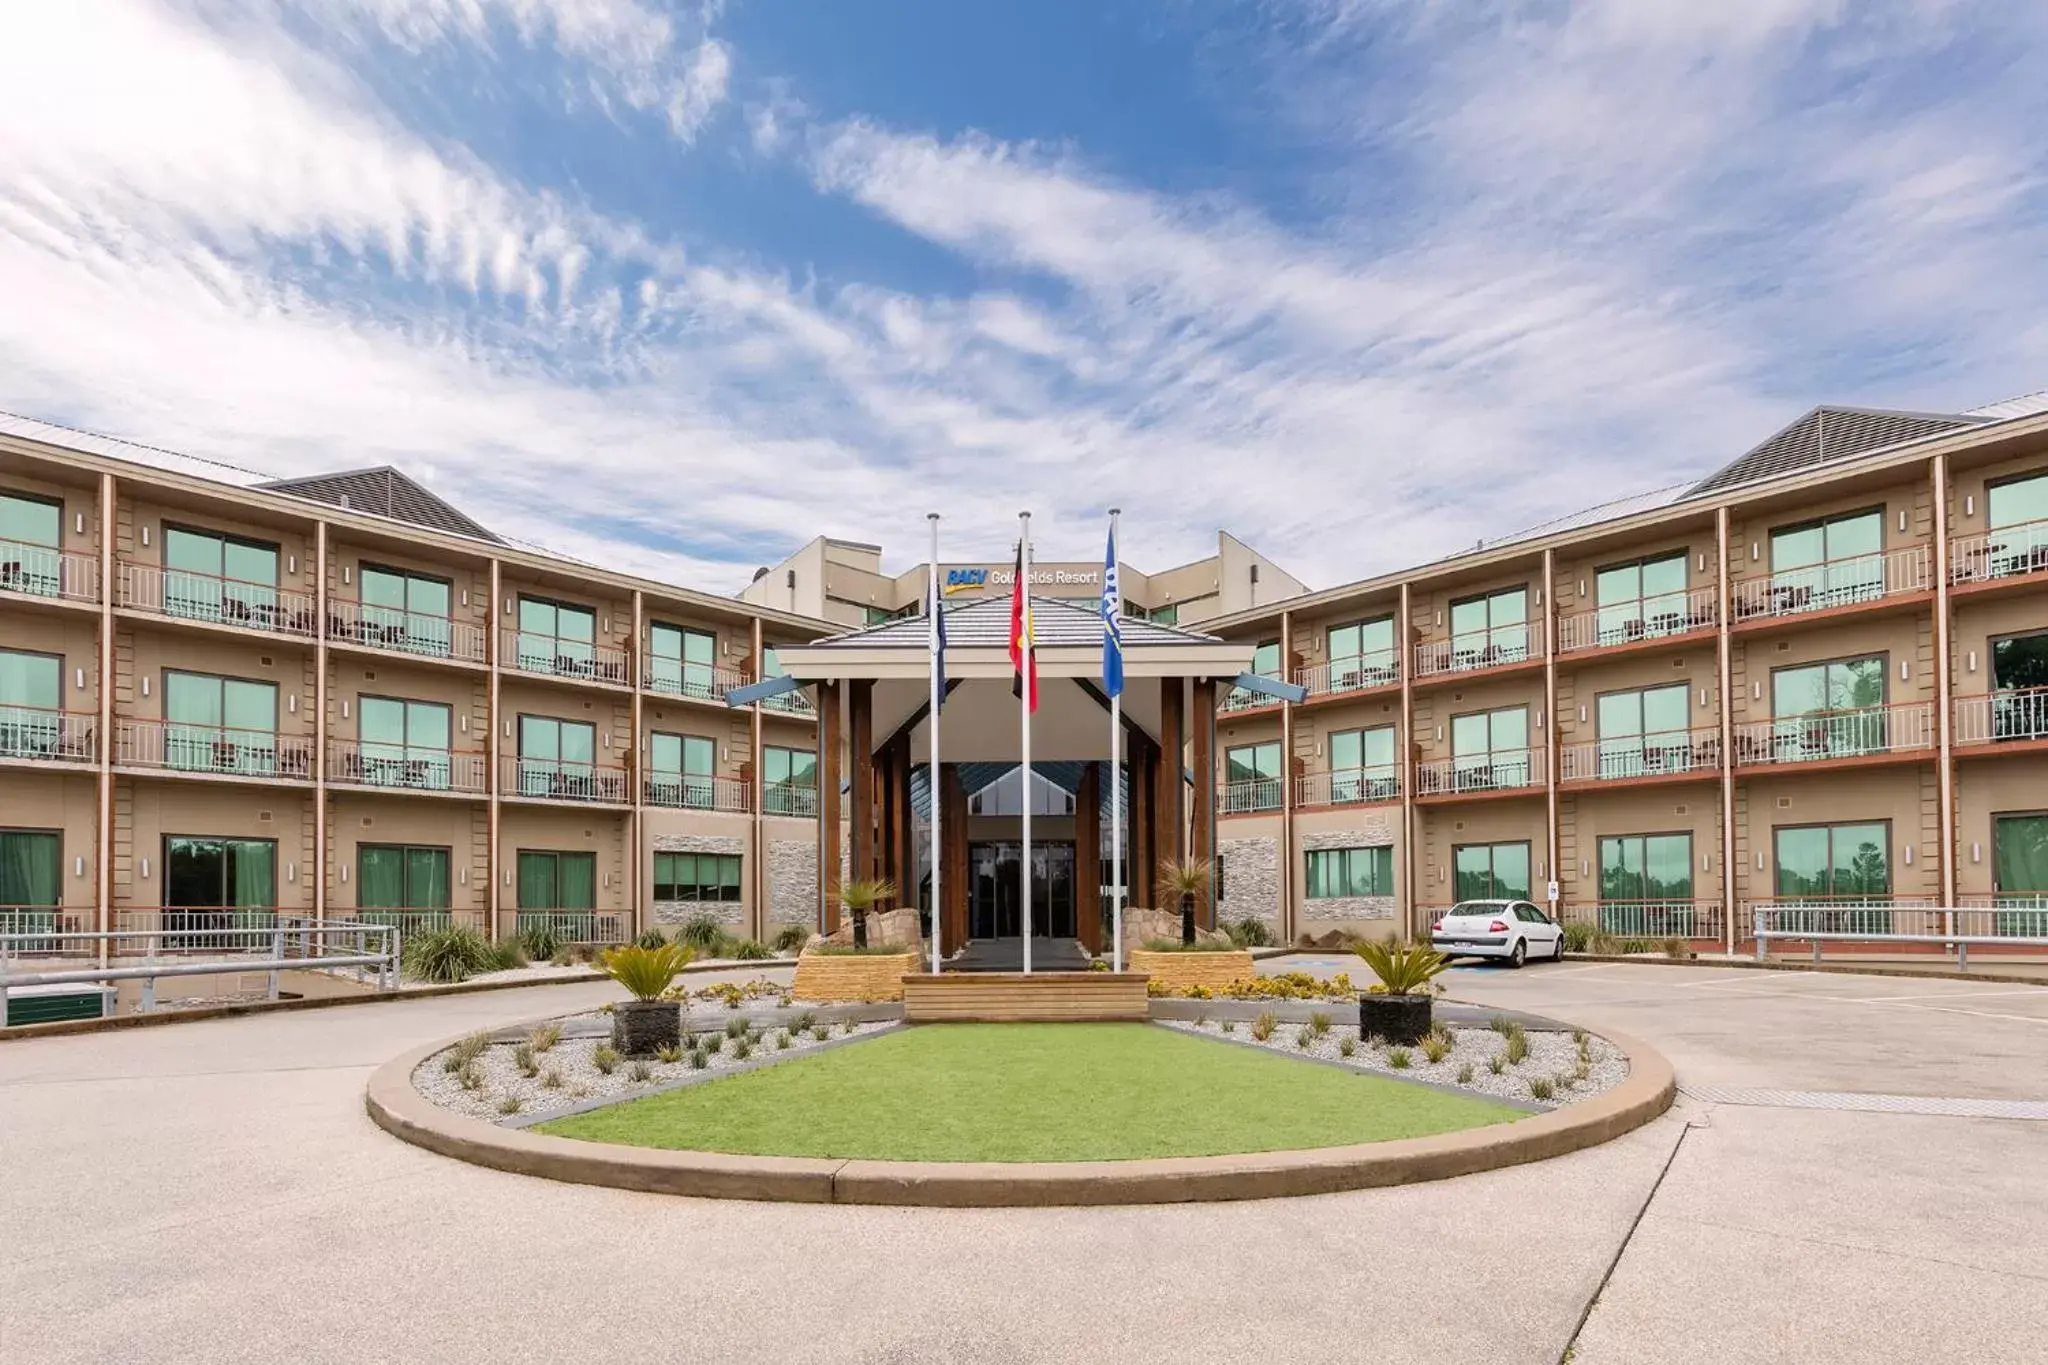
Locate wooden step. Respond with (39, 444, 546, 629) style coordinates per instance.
(902, 972, 1150, 1023)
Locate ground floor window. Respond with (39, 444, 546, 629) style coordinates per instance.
(163, 835, 276, 945)
(356, 844, 451, 930)
(1597, 833, 1698, 936)
(654, 851, 741, 902)
(517, 850, 595, 909)
(1773, 821, 1890, 933)
(0, 828, 61, 938)
(1453, 842, 1531, 901)
(1992, 812, 2048, 935)
(1305, 846, 1392, 899)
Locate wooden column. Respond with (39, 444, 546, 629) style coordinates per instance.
(943, 763, 970, 947)
(1132, 739, 1155, 907)
(874, 739, 895, 886)
(849, 678, 874, 884)
(817, 679, 843, 931)
(1159, 676, 1185, 868)
(899, 733, 918, 908)
(1190, 677, 1216, 928)
(1076, 761, 1102, 952)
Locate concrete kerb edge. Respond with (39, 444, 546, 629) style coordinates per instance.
(364, 1019, 1678, 1207)
(1566, 953, 2048, 988)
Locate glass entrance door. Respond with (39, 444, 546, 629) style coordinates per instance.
(968, 841, 1075, 938)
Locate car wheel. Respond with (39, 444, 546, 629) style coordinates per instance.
(1508, 939, 1527, 969)
(1552, 936, 1568, 961)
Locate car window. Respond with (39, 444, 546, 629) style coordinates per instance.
(1520, 903, 1550, 924)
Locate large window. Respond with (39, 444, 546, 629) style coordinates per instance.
(164, 835, 276, 945)
(356, 696, 452, 790)
(357, 565, 453, 658)
(163, 525, 280, 625)
(1990, 631, 2048, 742)
(1327, 617, 1396, 689)
(1596, 683, 1695, 777)
(648, 622, 717, 698)
(1983, 471, 2048, 580)
(764, 744, 818, 816)
(1327, 725, 1397, 803)
(648, 732, 716, 808)
(1774, 821, 1890, 932)
(654, 851, 742, 903)
(164, 670, 280, 776)
(1770, 655, 1886, 760)
(518, 596, 609, 679)
(1992, 812, 2048, 935)
(1597, 833, 1698, 935)
(1448, 586, 1529, 666)
(1305, 846, 1392, 899)
(355, 844, 451, 931)
(0, 829, 61, 938)
(0, 491, 63, 597)
(517, 716, 599, 799)
(0, 649, 63, 761)
(1594, 552, 1692, 644)
(1225, 640, 1282, 708)
(1223, 741, 1282, 812)
(1768, 509, 1884, 609)
(516, 849, 597, 937)
(1453, 842, 1531, 902)
(1990, 471, 2048, 528)
(1450, 705, 1531, 790)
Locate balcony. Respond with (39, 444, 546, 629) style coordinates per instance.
(1293, 654, 1400, 700)
(1559, 727, 1722, 785)
(1954, 895, 2048, 937)
(328, 599, 487, 665)
(0, 905, 94, 957)
(502, 909, 627, 945)
(1293, 766, 1400, 808)
(502, 630, 631, 687)
(760, 686, 815, 717)
(1952, 518, 2048, 588)
(502, 756, 630, 804)
(117, 563, 317, 639)
(643, 773, 752, 814)
(1413, 628, 1534, 681)
(1744, 898, 1941, 939)
(1557, 588, 1718, 654)
(642, 659, 747, 704)
(1415, 748, 1545, 798)
(1732, 702, 1934, 769)
(1219, 680, 1282, 714)
(1218, 777, 1283, 815)
(110, 905, 280, 954)
(763, 783, 819, 818)
(0, 538, 98, 604)
(1953, 688, 2048, 749)
(0, 706, 97, 768)
(115, 719, 313, 781)
(1558, 900, 1726, 941)
(1730, 545, 1929, 625)
(328, 740, 488, 794)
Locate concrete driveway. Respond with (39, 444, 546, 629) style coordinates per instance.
(2, 961, 2043, 1364)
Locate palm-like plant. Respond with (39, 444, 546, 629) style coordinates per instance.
(599, 941, 697, 1001)
(1355, 938, 1449, 997)
(1157, 855, 1212, 945)
(840, 877, 897, 949)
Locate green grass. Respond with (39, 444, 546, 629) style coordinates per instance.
(535, 1023, 1521, 1161)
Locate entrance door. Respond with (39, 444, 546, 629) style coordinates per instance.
(163, 835, 277, 947)
(969, 841, 1076, 938)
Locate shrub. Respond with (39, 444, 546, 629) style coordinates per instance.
(497, 1095, 523, 1115)
(1575, 1058, 1591, 1082)
(811, 1025, 830, 1042)
(1138, 938, 1241, 953)
(732, 1039, 752, 1061)
(772, 923, 812, 954)
(1250, 1011, 1278, 1042)
(1505, 1030, 1530, 1066)
(458, 1061, 484, 1092)
(1387, 1047, 1411, 1069)
(1560, 921, 1596, 953)
(1421, 1031, 1452, 1064)
(1663, 936, 1689, 959)
(655, 1042, 684, 1064)
(404, 926, 497, 984)
(1588, 931, 1619, 956)
(517, 923, 562, 964)
(1528, 1077, 1556, 1101)
(725, 1017, 749, 1039)
(727, 937, 774, 961)
(793, 1011, 818, 1033)
(1226, 917, 1275, 948)
(487, 939, 525, 972)
(776, 1030, 792, 1050)
(1456, 1062, 1474, 1084)
(542, 1068, 563, 1089)
(701, 1033, 723, 1054)
(599, 942, 697, 1001)
(444, 1032, 491, 1073)
(1338, 1036, 1356, 1057)
(689, 1047, 709, 1070)
(634, 927, 670, 950)
(1220, 1019, 1236, 1034)
(592, 1045, 619, 1074)
(513, 1042, 538, 1077)
(530, 1023, 563, 1053)
(676, 915, 726, 951)
(1355, 939, 1450, 996)
(1571, 1026, 1590, 1047)
(1488, 1015, 1517, 1036)
(1294, 1026, 1313, 1049)
(1488, 1055, 1506, 1075)
(839, 877, 898, 950)
(1309, 1011, 1332, 1035)
(628, 1061, 653, 1082)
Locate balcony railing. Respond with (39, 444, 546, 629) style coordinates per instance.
(1955, 894, 2048, 937)
(643, 773, 752, 813)
(110, 905, 280, 954)
(328, 740, 487, 793)
(1219, 680, 1282, 713)
(1415, 748, 1545, 796)
(1732, 702, 1934, 767)
(505, 910, 627, 946)
(1293, 766, 1400, 807)
(1745, 898, 1941, 938)
(1731, 545, 1929, 623)
(763, 783, 819, 817)
(116, 719, 313, 780)
(0, 905, 94, 957)
(1293, 654, 1400, 698)
(350, 908, 470, 939)
(118, 563, 318, 638)
(760, 686, 814, 717)
(1413, 627, 1534, 680)
(1218, 777, 1283, 814)
(643, 659, 748, 703)
(503, 756, 629, 803)
(0, 539, 99, 603)
(1559, 727, 1722, 784)
(1952, 519, 2048, 585)
(1954, 688, 2048, 746)
(327, 599, 486, 664)
(1559, 900, 1726, 941)
(503, 630, 631, 686)
(1557, 587, 1718, 653)
(0, 706, 97, 765)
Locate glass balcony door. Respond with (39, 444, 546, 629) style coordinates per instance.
(1770, 656, 1885, 760)
(358, 566, 453, 658)
(1328, 726, 1396, 802)
(1449, 587, 1529, 666)
(0, 649, 62, 760)
(1990, 632, 2048, 742)
(1597, 833, 1694, 933)
(649, 623, 716, 697)
(1451, 706, 1530, 789)
(165, 671, 279, 775)
(1769, 510, 1883, 609)
(1595, 553, 1689, 644)
(1223, 741, 1282, 811)
(1596, 684, 1692, 777)
(163, 835, 276, 946)
(355, 844, 452, 934)
(1453, 842, 1531, 901)
(358, 696, 452, 789)
(518, 716, 597, 799)
(649, 732, 716, 808)
(517, 848, 598, 939)
(0, 492, 63, 598)
(1992, 813, 2048, 936)
(517, 597, 597, 677)
(1327, 617, 1396, 689)
(763, 745, 818, 815)
(164, 526, 280, 626)
(1773, 822, 1890, 933)
(1986, 472, 2048, 579)
(0, 828, 62, 942)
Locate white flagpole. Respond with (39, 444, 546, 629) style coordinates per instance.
(1019, 510, 1033, 975)
(928, 513, 942, 978)
(1110, 507, 1124, 975)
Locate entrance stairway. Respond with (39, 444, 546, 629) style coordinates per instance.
(943, 937, 1095, 973)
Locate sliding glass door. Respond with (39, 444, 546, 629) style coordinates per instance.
(163, 835, 277, 946)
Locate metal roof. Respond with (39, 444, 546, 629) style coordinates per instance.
(1963, 389, 2048, 421)
(259, 466, 501, 544)
(809, 594, 1220, 650)
(1686, 405, 1984, 497)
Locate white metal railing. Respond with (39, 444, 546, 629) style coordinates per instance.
(1731, 544, 1929, 622)
(1415, 747, 1544, 796)
(1219, 681, 1282, 713)
(643, 659, 747, 702)
(1732, 702, 1934, 767)
(1750, 901, 2042, 969)
(1293, 766, 1400, 807)
(116, 718, 314, 780)
(503, 910, 627, 945)
(0, 707, 97, 765)
(1559, 900, 1726, 941)
(763, 783, 819, 818)
(1557, 587, 1718, 653)
(0, 538, 99, 603)
(1956, 895, 2048, 937)
(1218, 777, 1283, 814)
(1559, 727, 1722, 783)
(1951, 518, 2048, 585)
(1953, 688, 2048, 746)
(643, 773, 751, 813)
(1293, 654, 1400, 697)
(760, 686, 814, 716)
(328, 740, 487, 793)
(503, 630, 632, 686)
(1413, 627, 1534, 679)
(502, 756, 630, 803)
(1, 918, 398, 1015)
(327, 598, 487, 664)
(118, 562, 318, 637)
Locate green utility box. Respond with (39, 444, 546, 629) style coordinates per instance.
(3, 985, 116, 1027)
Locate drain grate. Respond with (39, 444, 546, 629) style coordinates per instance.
(1682, 1085, 2048, 1121)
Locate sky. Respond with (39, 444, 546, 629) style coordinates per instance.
(3, 1, 2047, 595)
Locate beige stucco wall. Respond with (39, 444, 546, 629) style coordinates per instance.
(0, 769, 99, 915)
(325, 790, 489, 920)
(497, 805, 628, 911)
(1953, 762, 2048, 899)
(117, 777, 317, 913)
(1417, 800, 1548, 907)
(1737, 764, 1940, 903)
(1556, 787, 1725, 907)
(326, 654, 488, 750)
(117, 624, 318, 744)
(3, 610, 103, 713)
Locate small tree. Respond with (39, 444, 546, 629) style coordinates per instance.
(1158, 855, 1212, 945)
(840, 878, 898, 949)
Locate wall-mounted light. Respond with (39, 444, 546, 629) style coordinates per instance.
(1536, 708, 1545, 730)
(287, 695, 297, 714)
(1580, 859, 1588, 877)
(1436, 610, 1443, 626)
(458, 867, 469, 885)
(1903, 844, 1915, 867)
(141, 525, 151, 548)
(1897, 510, 1908, 533)
(461, 589, 469, 607)
(1440, 866, 1448, 883)
(1535, 587, 1544, 606)
(1968, 650, 1978, 673)
(1756, 851, 1766, 870)
(286, 861, 297, 883)
(1702, 852, 1711, 872)
(1752, 680, 1762, 700)
(459, 715, 468, 732)
(602, 872, 611, 889)
(141, 677, 151, 699)
(785, 569, 796, 591)
(341, 700, 350, 719)
(340, 865, 349, 884)
(287, 554, 298, 575)
(1899, 661, 1910, 682)
(1972, 842, 1982, 864)
(73, 511, 85, 536)
(75, 855, 86, 878)
(504, 870, 513, 887)
(342, 565, 352, 585)
(1750, 542, 1759, 561)
(1435, 725, 1444, 741)
(140, 856, 151, 879)
(504, 721, 512, 738)
(1697, 552, 1706, 572)
(603, 732, 612, 748)
(1965, 494, 1976, 517)
(76, 667, 86, 691)
(1578, 578, 1587, 597)
(503, 597, 512, 615)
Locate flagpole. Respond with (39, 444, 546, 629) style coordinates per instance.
(927, 513, 942, 978)
(1019, 510, 1033, 975)
(1109, 508, 1124, 975)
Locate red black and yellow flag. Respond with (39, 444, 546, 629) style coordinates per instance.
(1008, 543, 1038, 712)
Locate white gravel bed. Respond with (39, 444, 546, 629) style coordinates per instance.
(1161, 1020, 1628, 1108)
(414, 1017, 894, 1124)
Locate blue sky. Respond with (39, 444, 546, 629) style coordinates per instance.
(3, 1, 2047, 592)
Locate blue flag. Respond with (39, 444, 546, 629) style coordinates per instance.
(1101, 522, 1124, 698)
(930, 571, 948, 707)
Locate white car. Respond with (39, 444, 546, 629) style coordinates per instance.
(1430, 900, 1565, 967)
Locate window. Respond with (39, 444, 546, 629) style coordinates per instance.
(0, 829, 62, 938)
(163, 525, 280, 625)
(1305, 846, 1392, 899)
(1774, 821, 1890, 932)
(864, 605, 896, 626)
(1150, 603, 1178, 627)
(648, 622, 717, 697)
(1223, 741, 1282, 812)
(1450, 705, 1532, 789)
(649, 732, 716, 808)
(0, 649, 63, 761)
(1768, 509, 1883, 609)
(969, 769, 1075, 816)
(1453, 842, 1531, 901)
(1225, 640, 1282, 708)
(654, 851, 742, 902)
(356, 696, 452, 790)
(515, 851, 597, 938)
(1327, 726, 1397, 803)
(0, 491, 63, 597)
(1983, 471, 2048, 580)
(1448, 587, 1529, 666)
(164, 670, 280, 776)
(164, 835, 276, 945)
(1594, 552, 1692, 644)
(1597, 833, 1697, 935)
(357, 565, 453, 658)
(355, 845, 451, 921)
(1988, 471, 2048, 528)
(1327, 617, 1396, 689)
(1595, 683, 1695, 777)
(1770, 656, 1886, 760)
(1990, 631, 2048, 742)
(764, 745, 818, 816)
(517, 596, 606, 679)
(517, 715, 600, 798)
(1992, 812, 2048, 935)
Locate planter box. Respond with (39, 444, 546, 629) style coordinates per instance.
(1358, 993, 1432, 1045)
(902, 973, 1149, 1022)
(612, 999, 681, 1057)
(792, 950, 921, 1002)
(1128, 948, 1256, 993)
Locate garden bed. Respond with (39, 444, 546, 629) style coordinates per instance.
(1128, 947, 1257, 992)
(790, 948, 921, 1002)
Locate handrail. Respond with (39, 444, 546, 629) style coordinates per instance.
(1415, 747, 1545, 795)
(1293, 654, 1400, 697)
(117, 562, 318, 637)
(116, 718, 315, 779)
(1953, 687, 2048, 745)
(328, 740, 488, 793)
(1293, 766, 1400, 807)
(502, 755, 630, 803)
(1413, 628, 1534, 679)
(0, 538, 99, 603)
(644, 659, 748, 701)
(1557, 586, 1718, 653)
(503, 630, 632, 685)
(762, 783, 819, 818)
(643, 772, 752, 813)
(1750, 902, 2047, 969)
(0, 706, 98, 764)
(1559, 727, 1721, 783)
(1951, 517, 2048, 584)
(1217, 777, 1283, 814)
(1731, 701, 1934, 767)
(327, 597, 487, 663)
(1, 919, 400, 1013)
(1730, 543, 1929, 621)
